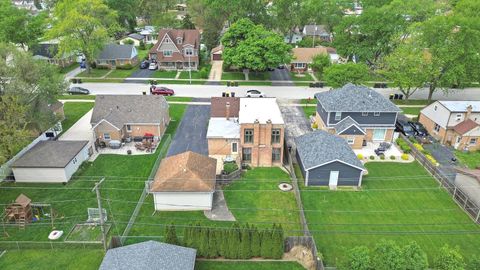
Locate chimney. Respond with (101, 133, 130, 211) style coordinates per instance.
(466, 105, 473, 120)
(226, 101, 231, 120)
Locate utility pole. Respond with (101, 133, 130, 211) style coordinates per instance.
(92, 178, 107, 251)
(188, 55, 192, 84)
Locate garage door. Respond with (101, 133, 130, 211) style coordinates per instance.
(212, 53, 222, 61)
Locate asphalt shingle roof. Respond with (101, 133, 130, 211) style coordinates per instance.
(304, 24, 330, 36)
(295, 130, 365, 170)
(127, 33, 145, 40)
(315, 84, 401, 113)
(99, 241, 196, 270)
(97, 44, 135, 60)
(334, 116, 364, 134)
(11, 141, 88, 168)
(90, 95, 169, 129)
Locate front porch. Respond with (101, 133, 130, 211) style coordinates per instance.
(158, 61, 198, 71)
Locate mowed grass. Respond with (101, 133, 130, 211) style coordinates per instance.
(61, 102, 94, 133)
(0, 104, 187, 244)
(57, 95, 96, 100)
(195, 261, 306, 270)
(106, 69, 135, 78)
(0, 249, 104, 270)
(77, 69, 110, 78)
(455, 150, 480, 169)
(248, 72, 270, 81)
(290, 72, 314, 82)
(151, 70, 178, 78)
(400, 106, 422, 116)
(300, 162, 480, 266)
(222, 72, 245, 81)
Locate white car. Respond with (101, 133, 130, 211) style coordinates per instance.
(148, 62, 158, 70)
(245, 89, 266, 98)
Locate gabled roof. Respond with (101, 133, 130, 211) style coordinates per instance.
(303, 24, 330, 36)
(315, 84, 401, 113)
(295, 130, 365, 171)
(12, 141, 88, 168)
(211, 44, 223, 54)
(335, 116, 365, 135)
(99, 241, 196, 270)
(239, 98, 284, 124)
(453, 119, 479, 135)
(438, 101, 480, 112)
(292, 47, 329, 63)
(97, 44, 136, 60)
(90, 95, 169, 128)
(150, 151, 217, 192)
(149, 29, 200, 62)
(127, 33, 145, 40)
(210, 97, 240, 118)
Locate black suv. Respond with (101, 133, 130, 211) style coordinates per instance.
(395, 119, 416, 137)
(409, 121, 428, 137)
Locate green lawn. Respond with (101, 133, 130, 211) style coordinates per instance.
(221, 81, 272, 86)
(61, 102, 94, 133)
(222, 72, 245, 81)
(178, 71, 207, 80)
(393, 99, 432, 106)
(455, 150, 480, 169)
(195, 261, 305, 270)
(249, 72, 270, 81)
(150, 79, 207, 85)
(106, 69, 136, 79)
(400, 107, 422, 116)
(57, 63, 80, 74)
(77, 78, 125, 83)
(0, 104, 187, 244)
(0, 249, 104, 270)
(290, 72, 314, 82)
(300, 162, 480, 266)
(165, 96, 193, 102)
(57, 95, 96, 100)
(77, 69, 110, 78)
(151, 71, 178, 78)
(301, 106, 316, 120)
(137, 49, 149, 61)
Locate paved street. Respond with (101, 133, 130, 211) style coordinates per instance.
(79, 82, 480, 100)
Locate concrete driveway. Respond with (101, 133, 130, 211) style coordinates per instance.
(167, 104, 210, 157)
(59, 109, 94, 142)
(270, 68, 294, 86)
(279, 100, 312, 149)
(129, 68, 155, 78)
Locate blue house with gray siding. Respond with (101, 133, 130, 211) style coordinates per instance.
(295, 130, 366, 188)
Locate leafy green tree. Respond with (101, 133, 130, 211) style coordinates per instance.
(250, 226, 261, 257)
(303, 0, 351, 31)
(271, 224, 284, 259)
(323, 63, 369, 87)
(403, 242, 428, 270)
(467, 256, 480, 270)
(372, 240, 405, 270)
(164, 223, 179, 245)
(260, 228, 273, 258)
(239, 224, 251, 259)
(434, 245, 465, 270)
(310, 54, 331, 79)
(222, 18, 291, 72)
(0, 95, 30, 164)
(181, 14, 196, 29)
(272, 0, 305, 42)
(341, 246, 371, 270)
(106, 0, 137, 31)
(47, 0, 119, 73)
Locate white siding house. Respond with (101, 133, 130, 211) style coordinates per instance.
(153, 192, 214, 211)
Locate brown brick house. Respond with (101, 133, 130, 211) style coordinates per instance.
(95, 44, 139, 69)
(149, 29, 200, 70)
(290, 47, 332, 72)
(90, 95, 170, 144)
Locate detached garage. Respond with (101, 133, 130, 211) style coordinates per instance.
(295, 130, 366, 189)
(12, 141, 90, 183)
(150, 151, 217, 211)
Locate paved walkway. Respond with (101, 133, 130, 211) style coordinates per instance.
(65, 66, 84, 80)
(204, 190, 236, 221)
(278, 100, 313, 149)
(59, 109, 94, 142)
(209, 61, 223, 81)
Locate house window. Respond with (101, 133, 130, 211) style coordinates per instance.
(242, 148, 252, 161)
(126, 125, 132, 132)
(362, 112, 368, 116)
(244, 129, 254, 143)
(177, 37, 182, 44)
(346, 137, 355, 145)
(374, 112, 380, 116)
(470, 138, 478, 145)
(373, 129, 386, 141)
(163, 50, 172, 57)
(72, 157, 77, 164)
(272, 148, 281, 161)
(185, 48, 193, 56)
(231, 142, 238, 153)
(271, 129, 281, 144)
(103, 133, 111, 140)
(294, 63, 306, 69)
(455, 114, 462, 121)
(434, 123, 441, 133)
(335, 112, 342, 121)
(434, 105, 438, 111)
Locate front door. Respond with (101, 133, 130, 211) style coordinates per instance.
(454, 136, 462, 149)
(329, 171, 339, 189)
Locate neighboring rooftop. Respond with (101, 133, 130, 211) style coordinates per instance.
(210, 97, 240, 118)
(315, 84, 401, 112)
(334, 116, 365, 134)
(91, 95, 169, 129)
(207, 118, 240, 139)
(150, 151, 216, 192)
(303, 24, 330, 36)
(99, 241, 196, 270)
(295, 130, 365, 170)
(453, 119, 479, 135)
(239, 98, 284, 124)
(127, 33, 145, 40)
(97, 44, 136, 60)
(292, 47, 330, 63)
(438, 101, 480, 112)
(12, 141, 88, 168)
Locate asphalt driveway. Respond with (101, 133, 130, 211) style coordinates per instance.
(423, 142, 458, 182)
(278, 100, 312, 149)
(270, 68, 294, 86)
(167, 104, 210, 157)
(129, 69, 155, 78)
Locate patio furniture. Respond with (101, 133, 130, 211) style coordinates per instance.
(109, 140, 121, 149)
(135, 143, 146, 151)
(374, 147, 386, 156)
(380, 142, 392, 150)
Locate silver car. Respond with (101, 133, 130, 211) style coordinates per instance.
(245, 89, 266, 98)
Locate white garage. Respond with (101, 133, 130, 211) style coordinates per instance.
(150, 151, 217, 211)
(12, 141, 90, 183)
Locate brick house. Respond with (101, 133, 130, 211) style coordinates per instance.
(419, 101, 480, 151)
(31, 41, 76, 68)
(314, 84, 401, 149)
(90, 95, 169, 144)
(290, 47, 337, 72)
(95, 44, 138, 69)
(149, 29, 200, 70)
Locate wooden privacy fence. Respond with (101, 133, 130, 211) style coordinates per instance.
(401, 134, 480, 223)
(216, 169, 242, 185)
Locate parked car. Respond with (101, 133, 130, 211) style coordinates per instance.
(245, 89, 265, 98)
(277, 64, 285, 69)
(150, 86, 174, 96)
(68, 87, 90, 95)
(409, 121, 429, 137)
(140, 60, 150, 69)
(148, 62, 158, 70)
(395, 119, 416, 137)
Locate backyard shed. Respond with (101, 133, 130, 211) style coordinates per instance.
(150, 151, 217, 211)
(11, 141, 90, 183)
(295, 130, 366, 188)
(99, 241, 196, 270)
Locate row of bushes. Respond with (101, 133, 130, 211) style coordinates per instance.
(409, 137, 440, 166)
(358, 154, 408, 161)
(396, 138, 411, 153)
(164, 223, 284, 259)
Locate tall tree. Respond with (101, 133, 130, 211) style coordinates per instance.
(272, 0, 304, 43)
(106, 0, 137, 31)
(341, 246, 371, 270)
(372, 240, 405, 270)
(250, 226, 261, 257)
(434, 245, 465, 270)
(181, 14, 196, 29)
(323, 63, 369, 87)
(0, 95, 30, 164)
(403, 242, 428, 270)
(47, 0, 119, 73)
(310, 54, 331, 79)
(164, 223, 179, 245)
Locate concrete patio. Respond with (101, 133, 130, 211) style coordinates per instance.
(89, 141, 159, 161)
(353, 142, 403, 158)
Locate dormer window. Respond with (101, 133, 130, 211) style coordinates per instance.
(185, 48, 193, 56)
(456, 114, 462, 121)
(176, 37, 183, 44)
(165, 37, 170, 43)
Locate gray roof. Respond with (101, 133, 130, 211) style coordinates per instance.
(295, 130, 365, 170)
(97, 44, 135, 60)
(12, 141, 88, 168)
(91, 95, 169, 128)
(99, 241, 196, 270)
(304, 24, 330, 36)
(334, 116, 364, 134)
(315, 84, 401, 112)
(127, 33, 145, 40)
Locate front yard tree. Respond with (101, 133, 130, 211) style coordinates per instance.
(434, 245, 465, 270)
(221, 18, 291, 72)
(0, 95, 30, 165)
(310, 54, 331, 79)
(403, 242, 428, 270)
(372, 240, 405, 270)
(323, 63, 369, 87)
(47, 0, 119, 73)
(342, 246, 371, 270)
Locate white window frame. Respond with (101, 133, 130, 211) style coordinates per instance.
(470, 138, 477, 145)
(362, 112, 368, 116)
(126, 125, 132, 132)
(434, 123, 441, 133)
(231, 142, 238, 153)
(374, 112, 380, 116)
(346, 137, 355, 145)
(434, 105, 437, 111)
(177, 37, 182, 44)
(372, 129, 387, 141)
(163, 50, 173, 57)
(456, 114, 462, 121)
(185, 48, 193, 56)
(294, 63, 306, 69)
(103, 133, 111, 140)
(335, 112, 342, 121)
